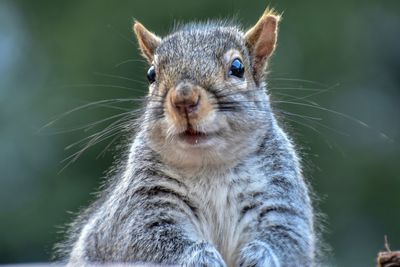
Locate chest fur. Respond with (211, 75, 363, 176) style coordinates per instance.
(186, 169, 264, 264)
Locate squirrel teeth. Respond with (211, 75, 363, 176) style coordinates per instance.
(180, 129, 207, 145)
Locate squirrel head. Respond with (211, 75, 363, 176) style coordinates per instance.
(133, 9, 281, 170)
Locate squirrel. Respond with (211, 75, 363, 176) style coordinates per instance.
(61, 8, 316, 267)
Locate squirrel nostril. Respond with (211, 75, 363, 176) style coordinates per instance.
(173, 95, 200, 115)
(170, 82, 202, 116)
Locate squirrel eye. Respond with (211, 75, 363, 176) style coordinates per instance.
(147, 65, 156, 83)
(229, 58, 245, 78)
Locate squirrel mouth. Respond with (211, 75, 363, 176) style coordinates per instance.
(179, 129, 209, 145)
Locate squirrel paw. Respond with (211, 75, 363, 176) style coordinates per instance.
(181, 242, 226, 267)
(238, 240, 280, 267)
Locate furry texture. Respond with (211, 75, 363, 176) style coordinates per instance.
(63, 9, 316, 267)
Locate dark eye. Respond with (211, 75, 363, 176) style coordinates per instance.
(229, 58, 245, 78)
(147, 65, 156, 83)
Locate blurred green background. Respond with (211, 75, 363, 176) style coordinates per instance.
(1, 0, 399, 266)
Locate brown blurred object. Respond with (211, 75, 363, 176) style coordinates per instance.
(377, 236, 400, 267)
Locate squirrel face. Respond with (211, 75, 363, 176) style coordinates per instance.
(134, 11, 280, 169)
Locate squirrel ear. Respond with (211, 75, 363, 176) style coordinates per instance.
(133, 21, 161, 63)
(245, 9, 281, 79)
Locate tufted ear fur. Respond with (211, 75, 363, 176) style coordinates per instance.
(245, 9, 281, 80)
(133, 21, 161, 63)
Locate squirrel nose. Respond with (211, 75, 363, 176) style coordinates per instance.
(171, 83, 200, 115)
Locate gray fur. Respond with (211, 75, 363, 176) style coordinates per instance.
(63, 19, 316, 267)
